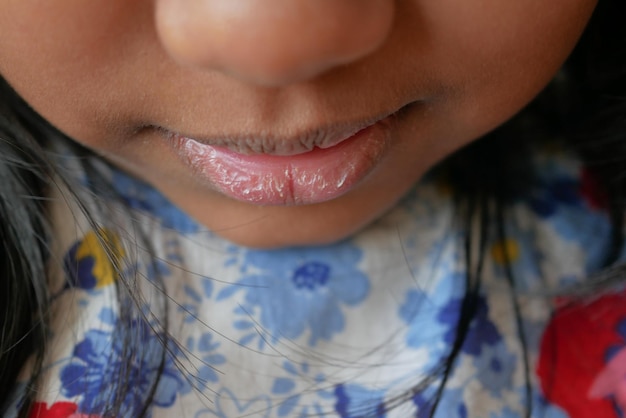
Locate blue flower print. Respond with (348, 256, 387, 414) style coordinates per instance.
(489, 231, 544, 292)
(111, 169, 200, 233)
(63, 229, 125, 291)
(217, 243, 370, 347)
(526, 158, 586, 218)
(400, 289, 450, 356)
(472, 341, 516, 396)
(399, 271, 467, 367)
(270, 360, 334, 417)
(490, 406, 521, 418)
(532, 396, 570, 418)
(60, 317, 190, 417)
(334, 383, 387, 418)
(439, 295, 502, 356)
(412, 388, 467, 418)
(401, 283, 503, 406)
(529, 176, 581, 218)
(195, 388, 272, 418)
(185, 332, 226, 389)
(525, 163, 613, 269)
(536, 195, 612, 274)
(607, 316, 626, 361)
(178, 277, 214, 323)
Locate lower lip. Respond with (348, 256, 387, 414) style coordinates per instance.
(169, 118, 394, 206)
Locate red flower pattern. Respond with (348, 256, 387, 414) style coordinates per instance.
(27, 402, 98, 418)
(28, 402, 77, 418)
(537, 292, 626, 417)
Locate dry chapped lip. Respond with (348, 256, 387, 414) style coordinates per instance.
(166, 112, 398, 206)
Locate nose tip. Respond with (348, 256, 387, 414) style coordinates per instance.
(155, 0, 394, 86)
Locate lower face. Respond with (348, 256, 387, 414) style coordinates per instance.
(0, 0, 597, 248)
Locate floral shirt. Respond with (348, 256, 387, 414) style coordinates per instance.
(4, 151, 626, 418)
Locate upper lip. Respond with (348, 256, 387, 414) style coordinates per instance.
(159, 103, 411, 156)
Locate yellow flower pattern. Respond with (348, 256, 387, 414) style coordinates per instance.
(69, 228, 125, 289)
(490, 239, 521, 265)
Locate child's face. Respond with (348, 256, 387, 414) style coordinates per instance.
(0, 0, 596, 247)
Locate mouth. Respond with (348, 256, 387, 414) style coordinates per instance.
(162, 106, 407, 206)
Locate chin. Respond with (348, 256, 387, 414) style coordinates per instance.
(209, 203, 384, 249)
(213, 219, 363, 249)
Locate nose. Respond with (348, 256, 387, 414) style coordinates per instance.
(154, 0, 394, 86)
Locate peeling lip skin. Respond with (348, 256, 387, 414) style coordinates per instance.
(163, 106, 407, 206)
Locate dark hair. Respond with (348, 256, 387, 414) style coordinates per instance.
(0, 76, 169, 417)
(425, 1, 626, 415)
(1, 0, 625, 416)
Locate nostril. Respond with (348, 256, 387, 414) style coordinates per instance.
(154, 0, 395, 86)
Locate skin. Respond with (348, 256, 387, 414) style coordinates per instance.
(0, 0, 597, 248)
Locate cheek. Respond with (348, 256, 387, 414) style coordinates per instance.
(420, 0, 597, 137)
(0, 0, 597, 160)
(0, 0, 150, 145)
